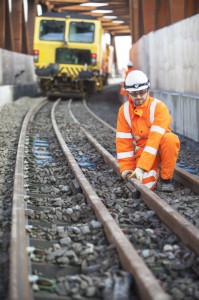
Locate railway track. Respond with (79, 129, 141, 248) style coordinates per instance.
(9, 98, 199, 300)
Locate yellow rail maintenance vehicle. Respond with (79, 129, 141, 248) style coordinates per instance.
(33, 12, 109, 98)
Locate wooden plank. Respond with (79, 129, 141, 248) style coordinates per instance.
(49, 0, 88, 3)
(60, 5, 94, 11)
(131, 0, 140, 43)
(142, 0, 156, 35)
(12, 0, 23, 52)
(185, 0, 199, 17)
(169, 0, 185, 24)
(0, 0, 6, 48)
(5, 0, 14, 50)
(26, 0, 37, 55)
(22, 1, 28, 54)
(156, 0, 170, 29)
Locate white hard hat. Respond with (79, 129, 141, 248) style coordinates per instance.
(127, 60, 133, 67)
(125, 70, 150, 92)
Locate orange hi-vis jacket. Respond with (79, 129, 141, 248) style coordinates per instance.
(116, 95, 180, 189)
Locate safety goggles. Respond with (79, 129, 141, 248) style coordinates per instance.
(128, 89, 148, 97)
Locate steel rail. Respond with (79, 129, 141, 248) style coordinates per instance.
(70, 99, 199, 257)
(83, 99, 116, 131)
(83, 99, 199, 193)
(9, 98, 47, 300)
(174, 165, 199, 194)
(51, 99, 171, 300)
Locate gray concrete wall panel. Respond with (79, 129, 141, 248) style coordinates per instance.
(131, 14, 199, 94)
(0, 86, 13, 108)
(2, 50, 36, 85)
(130, 14, 199, 142)
(0, 49, 2, 85)
(0, 49, 37, 103)
(151, 90, 199, 142)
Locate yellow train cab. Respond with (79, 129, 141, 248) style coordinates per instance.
(33, 12, 110, 98)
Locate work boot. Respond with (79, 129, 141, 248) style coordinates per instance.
(157, 179, 174, 192)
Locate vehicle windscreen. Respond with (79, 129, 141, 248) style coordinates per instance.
(69, 22, 95, 43)
(56, 48, 91, 65)
(39, 20, 65, 41)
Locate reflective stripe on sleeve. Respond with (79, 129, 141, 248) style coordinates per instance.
(143, 145, 157, 156)
(123, 101, 132, 128)
(116, 132, 132, 138)
(150, 125, 165, 135)
(117, 151, 134, 159)
(150, 98, 160, 123)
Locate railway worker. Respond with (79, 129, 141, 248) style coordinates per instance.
(116, 70, 180, 192)
(120, 61, 134, 98)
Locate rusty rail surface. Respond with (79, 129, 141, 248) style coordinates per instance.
(174, 165, 199, 194)
(9, 99, 47, 300)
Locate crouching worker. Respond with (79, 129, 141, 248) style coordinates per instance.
(116, 70, 180, 192)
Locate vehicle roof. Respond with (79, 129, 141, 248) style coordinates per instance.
(41, 12, 97, 20)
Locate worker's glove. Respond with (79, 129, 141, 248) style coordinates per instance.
(121, 170, 134, 180)
(128, 167, 144, 182)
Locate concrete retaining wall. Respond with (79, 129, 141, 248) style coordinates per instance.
(0, 49, 37, 108)
(150, 90, 199, 142)
(130, 14, 199, 142)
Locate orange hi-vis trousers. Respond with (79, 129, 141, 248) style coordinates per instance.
(138, 132, 180, 190)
